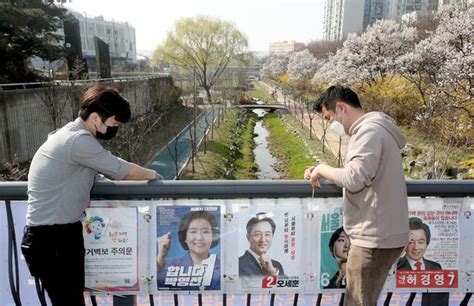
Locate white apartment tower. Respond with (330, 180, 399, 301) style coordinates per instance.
(323, 0, 365, 41)
(70, 11, 137, 61)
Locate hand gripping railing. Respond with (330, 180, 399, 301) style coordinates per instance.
(1, 180, 473, 306)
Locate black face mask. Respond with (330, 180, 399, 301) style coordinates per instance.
(96, 123, 119, 140)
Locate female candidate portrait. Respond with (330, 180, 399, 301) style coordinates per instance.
(324, 227, 350, 289)
(157, 210, 220, 290)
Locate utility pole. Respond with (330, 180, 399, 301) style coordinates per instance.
(192, 66, 197, 173)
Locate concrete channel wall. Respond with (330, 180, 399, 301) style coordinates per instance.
(0, 76, 180, 163)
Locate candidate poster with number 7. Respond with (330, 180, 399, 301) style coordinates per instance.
(396, 199, 461, 293)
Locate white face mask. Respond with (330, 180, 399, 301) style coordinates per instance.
(329, 120, 346, 137)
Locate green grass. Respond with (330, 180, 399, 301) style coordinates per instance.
(282, 114, 339, 168)
(401, 126, 474, 179)
(263, 113, 315, 179)
(400, 126, 473, 169)
(182, 109, 258, 179)
(234, 114, 259, 179)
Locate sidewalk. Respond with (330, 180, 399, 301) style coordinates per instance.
(258, 81, 349, 161)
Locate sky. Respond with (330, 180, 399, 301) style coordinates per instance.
(64, 0, 325, 55)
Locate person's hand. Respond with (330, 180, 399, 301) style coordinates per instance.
(309, 166, 322, 189)
(304, 166, 315, 180)
(310, 166, 322, 189)
(304, 166, 321, 189)
(156, 232, 171, 268)
(148, 171, 164, 184)
(259, 253, 277, 275)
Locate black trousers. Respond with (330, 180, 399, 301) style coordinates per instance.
(21, 221, 86, 306)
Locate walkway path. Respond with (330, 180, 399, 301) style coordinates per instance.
(149, 106, 220, 179)
(258, 81, 349, 162)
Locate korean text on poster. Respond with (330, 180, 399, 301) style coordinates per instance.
(84, 206, 139, 292)
(156, 205, 221, 291)
(237, 204, 302, 290)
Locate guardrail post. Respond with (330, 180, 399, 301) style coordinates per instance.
(113, 295, 136, 306)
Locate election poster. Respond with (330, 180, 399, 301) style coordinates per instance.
(235, 199, 303, 291)
(83, 206, 139, 292)
(316, 199, 346, 291)
(395, 198, 461, 291)
(155, 205, 221, 291)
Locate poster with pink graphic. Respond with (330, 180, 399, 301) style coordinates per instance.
(83, 206, 139, 292)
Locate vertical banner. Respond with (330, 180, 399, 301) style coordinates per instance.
(396, 199, 461, 292)
(236, 201, 302, 291)
(84, 206, 139, 292)
(156, 205, 221, 291)
(318, 202, 346, 290)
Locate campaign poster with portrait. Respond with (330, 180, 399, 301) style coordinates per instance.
(83, 206, 139, 292)
(236, 201, 303, 291)
(317, 201, 346, 291)
(156, 205, 221, 291)
(396, 199, 461, 291)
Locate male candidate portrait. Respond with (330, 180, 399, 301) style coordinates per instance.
(397, 217, 449, 306)
(239, 213, 285, 277)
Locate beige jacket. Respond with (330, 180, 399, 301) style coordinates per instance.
(333, 112, 409, 249)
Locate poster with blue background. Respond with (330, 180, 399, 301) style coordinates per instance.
(156, 205, 221, 291)
(318, 202, 345, 291)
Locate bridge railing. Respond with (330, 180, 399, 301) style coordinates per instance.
(1, 180, 473, 306)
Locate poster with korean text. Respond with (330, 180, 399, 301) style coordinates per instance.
(236, 200, 303, 291)
(83, 206, 139, 292)
(317, 201, 346, 291)
(156, 205, 221, 291)
(396, 199, 461, 292)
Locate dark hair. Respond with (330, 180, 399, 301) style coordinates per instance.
(178, 210, 220, 250)
(314, 85, 362, 113)
(246, 212, 276, 235)
(328, 227, 345, 257)
(409, 217, 431, 245)
(79, 85, 131, 123)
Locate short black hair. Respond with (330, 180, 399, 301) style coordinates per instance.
(328, 227, 345, 258)
(246, 212, 276, 235)
(79, 85, 131, 123)
(314, 85, 362, 113)
(409, 217, 431, 245)
(178, 210, 220, 250)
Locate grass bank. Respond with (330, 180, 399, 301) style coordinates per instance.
(263, 112, 315, 179)
(400, 126, 473, 179)
(182, 108, 258, 180)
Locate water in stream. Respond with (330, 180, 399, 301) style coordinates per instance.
(252, 109, 280, 179)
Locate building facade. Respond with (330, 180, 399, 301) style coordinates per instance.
(70, 11, 136, 68)
(269, 41, 305, 53)
(324, 0, 473, 42)
(323, 0, 365, 41)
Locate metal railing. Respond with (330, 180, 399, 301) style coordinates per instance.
(0, 75, 170, 91)
(1, 180, 473, 306)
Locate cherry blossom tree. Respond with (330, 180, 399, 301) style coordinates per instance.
(261, 53, 290, 80)
(287, 50, 320, 82)
(313, 19, 417, 87)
